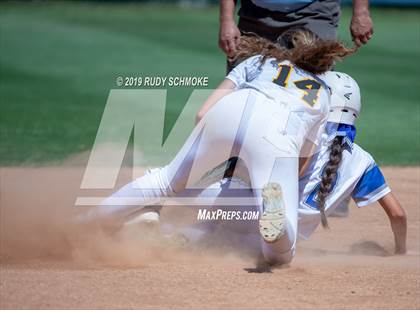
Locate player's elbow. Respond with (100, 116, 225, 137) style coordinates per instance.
(380, 194, 407, 223)
(390, 209, 406, 223)
(195, 111, 204, 124)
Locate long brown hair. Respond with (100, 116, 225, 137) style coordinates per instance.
(317, 136, 344, 228)
(231, 29, 355, 74)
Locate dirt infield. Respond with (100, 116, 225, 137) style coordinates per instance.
(0, 166, 419, 310)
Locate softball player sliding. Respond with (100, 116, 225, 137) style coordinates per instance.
(165, 72, 407, 263)
(84, 31, 355, 264)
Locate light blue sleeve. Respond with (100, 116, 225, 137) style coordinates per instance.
(351, 163, 390, 207)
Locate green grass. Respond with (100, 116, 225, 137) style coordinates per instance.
(0, 2, 419, 165)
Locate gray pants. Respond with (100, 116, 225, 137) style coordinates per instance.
(227, 9, 339, 73)
(237, 0, 340, 41)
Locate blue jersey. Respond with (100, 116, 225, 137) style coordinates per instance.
(298, 134, 390, 239)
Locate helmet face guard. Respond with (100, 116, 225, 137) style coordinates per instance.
(322, 72, 361, 126)
(328, 94, 359, 125)
(328, 107, 358, 125)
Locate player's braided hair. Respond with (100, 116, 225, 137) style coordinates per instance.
(231, 29, 355, 74)
(317, 136, 344, 228)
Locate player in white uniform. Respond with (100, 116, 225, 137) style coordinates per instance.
(84, 32, 355, 263)
(165, 71, 407, 262)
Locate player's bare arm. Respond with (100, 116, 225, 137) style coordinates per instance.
(195, 79, 236, 124)
(351, 0, 374, 46)
(298, 139, 317, 177)
(379, 193, 407, 255)
(219, 0, 240, 56)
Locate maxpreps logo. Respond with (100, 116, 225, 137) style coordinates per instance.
(75, 87, 306, 207)
(197, 209, 259, 221)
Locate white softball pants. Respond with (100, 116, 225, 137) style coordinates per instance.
(93, 89, 310, 264)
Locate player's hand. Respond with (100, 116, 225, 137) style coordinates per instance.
(219, 20, 241, 57)
(394, 249, 420, 257)
(394, 246, 407, 255)
(350, 11, 373, 47)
